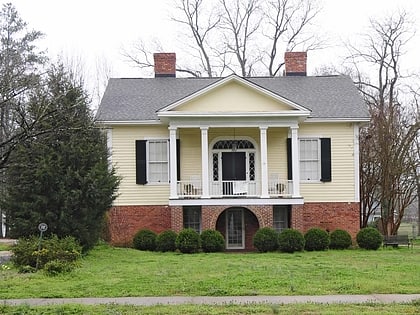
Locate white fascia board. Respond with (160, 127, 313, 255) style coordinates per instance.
(169, 197, 305, 206)
(158, 110, 311, 118)
(157, 74, 311, 113)
(96, 120, 163, 126)
(305, 117, 370, 123)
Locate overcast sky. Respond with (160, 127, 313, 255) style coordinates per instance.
(3, 0, 420, 104)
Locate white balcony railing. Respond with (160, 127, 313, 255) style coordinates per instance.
(177, 177, 292, 198)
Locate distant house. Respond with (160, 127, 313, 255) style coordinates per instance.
(96, 52, 369, 250)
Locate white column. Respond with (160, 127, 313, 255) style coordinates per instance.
(291, 126, 300, 197)
(169, 126, 178, 199)
(260, 127, 269, 198)
(201, 127, 210, 198)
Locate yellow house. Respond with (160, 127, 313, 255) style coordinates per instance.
(96, 52, 369, 249)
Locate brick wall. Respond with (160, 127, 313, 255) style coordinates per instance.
(292, 202, 360, 238)
(106, 202, 360, 247)
(106, 205, 171, 246)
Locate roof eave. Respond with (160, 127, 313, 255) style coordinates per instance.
(95, 120, 163, 126)
(157, 111, 311, 118)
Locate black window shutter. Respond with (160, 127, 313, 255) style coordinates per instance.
(135, 140, 147, 185)
(176, 139, 180, 181)
(287, 138, 292, 180)
(320, 138, 331, 182)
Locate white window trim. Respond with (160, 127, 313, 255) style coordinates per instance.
(299, 138, 321, 183)
(146, 139, 169, 185)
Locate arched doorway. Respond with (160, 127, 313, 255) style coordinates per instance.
(215, 207, 259, 250)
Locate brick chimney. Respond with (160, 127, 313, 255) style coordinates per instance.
(284, 51, 307, 76)
(153, 53, 176, 77)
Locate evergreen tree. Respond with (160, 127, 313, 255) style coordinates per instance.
(3, 63, 119, 250)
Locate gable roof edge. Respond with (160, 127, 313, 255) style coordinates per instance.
(157, 74, 311, 114)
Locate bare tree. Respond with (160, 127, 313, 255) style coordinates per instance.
(0, 3, 46, 170)
(123, 0, 322, 77)
(263, 0, 322, 76)
(351, 12, 420, 235)
(218, 0, 262, 76)
(171, 0, 221, 77)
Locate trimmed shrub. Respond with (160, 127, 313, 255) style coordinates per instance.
(200, 229, 225, 253)
(253, 227, 279, 252)
(329, 229, 352, 249)
(356, 227, 382, 250)
(176, 228, 201, 253)
(11, 235, 81, 273)
(278, 229, 305, 253)
(304, 228, 330, 251)
(156, 230, 178, 252)
(133, 229, 157, 251)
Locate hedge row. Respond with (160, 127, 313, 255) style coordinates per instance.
(133, 228, 224, 253)
(253, 227, 382, 252)
(134, 227, 384, 254)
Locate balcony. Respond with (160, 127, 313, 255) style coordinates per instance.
(177, 177, 292, 199)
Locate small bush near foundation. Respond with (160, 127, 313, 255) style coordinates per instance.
(253, 228, 279, 252)
(356, 227, 382, 250)
(278, 229, 305, 253)
(176, 228, 201, 253)
(329, 229, 352, 249)
(304, 228, 330, 251)
(156, 230, 177, 252)
(200, 229, 225, 253)
(133, 229, 157, 251)
(11, 235, 81, 272)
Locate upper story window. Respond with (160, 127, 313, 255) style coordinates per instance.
(148, 140, 169, 183)
(299, 139, 320, 181)
(288, 137, 332, 183)
(135, 139, 170, 185)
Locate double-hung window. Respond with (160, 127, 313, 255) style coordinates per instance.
(136, 139, 170, 184)
(148, 140, 169, 183)
(273, 206, 290, 233)
(299, 139, 320, 181)
(287, 137, 331, 182)
(183, 206, 201, 233)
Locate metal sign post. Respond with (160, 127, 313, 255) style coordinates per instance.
(36, 223, 48, 270)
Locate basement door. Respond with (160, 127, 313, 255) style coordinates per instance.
(226, 208, 245, 249)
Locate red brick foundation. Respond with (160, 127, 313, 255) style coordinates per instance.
(106, 202, 360, 247)
(106, 205, 171, 246)
(291, 202, 360, 238)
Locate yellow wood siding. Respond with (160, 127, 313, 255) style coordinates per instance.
(179, 129, 201, 180)
(175, 81, 293, 112)
(299, 123, 356, 202)
(112, 125, 170, 206)
(267, 128, 288, 180)
(110, 123, 356, 205)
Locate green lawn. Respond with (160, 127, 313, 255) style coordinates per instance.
(1, 243, 419, 314)
(1, 243, 419, 299)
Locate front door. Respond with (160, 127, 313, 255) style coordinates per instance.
(226, 208, 244, 249)
(222, 152, 246, 195)
(222, 152, 246, 181)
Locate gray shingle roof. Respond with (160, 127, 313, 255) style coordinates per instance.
(96, 75, 369, 122)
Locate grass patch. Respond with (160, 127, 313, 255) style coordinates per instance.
(0, 243, 419, 299)
(0, 244, 11, 251)
(0, 302, 420, 315)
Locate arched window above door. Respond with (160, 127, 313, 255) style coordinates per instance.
(213, 139, 254, 150)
